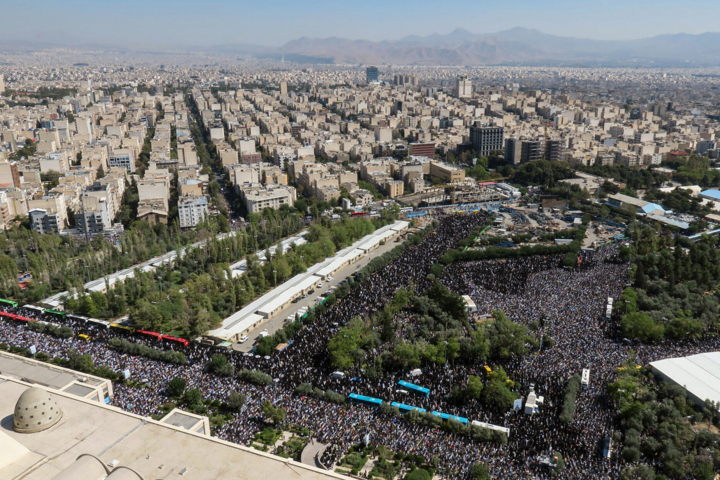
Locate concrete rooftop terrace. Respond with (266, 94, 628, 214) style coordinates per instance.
(0, 376, 345, 480)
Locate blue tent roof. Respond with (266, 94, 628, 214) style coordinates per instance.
(701, 190, 720, 201)
(641, 203, 665, 214)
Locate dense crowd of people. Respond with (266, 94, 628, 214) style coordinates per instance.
(1, 212, 719, 479)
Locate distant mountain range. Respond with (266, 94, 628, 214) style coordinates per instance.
(2, 28, 720, 66)
(275, 28, 720, 66)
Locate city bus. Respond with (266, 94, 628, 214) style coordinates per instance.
(137, 330, 164, 340)
(69, 314, 109, 328)
(431, 411, 468, 424)
(45, 309, 67, 319)
(348, 393, 383, 407)
(398, 380, 430, 397)
(0, 298, 19, 308)
(163, 336, 190, 347)
(23, 304, 45, 314)
(471, 420, 510, 436)
(110, 323, 136, 333)
(391, 402, 426, 413)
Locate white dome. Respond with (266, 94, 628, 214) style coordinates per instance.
(13, 387, 63, 433)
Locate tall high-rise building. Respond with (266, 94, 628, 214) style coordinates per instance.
(0, 74, 4, 94)
(279, 81, 288, 96)
(366, 66, 379, 84)
(470, 125, 504, 157)
(545, 138, 567, 162)
(520, 140, 544, 163)
(393, 74, 418, 86)
(504, 138, 522, 165)
(455, 76, 472, 98)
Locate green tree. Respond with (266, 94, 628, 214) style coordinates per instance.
(67, 348, 95, 373)
(294, 383, 313, 396)
(464, 375, 484, 400)
(227, 391, 246, 412)
(130, 300, 165, 331)
(621, 312, 665, 342)
(168, 377, 187, 397)
(327, 317, 365, 369)
(207, 354, 235, 376)
(482, 310, 529, 361)
(404, 469, 431, 480)
(481, 367, 517, 410)
(469, 462, 491, 480)
(183, 387, 203, 406)
(261, 400, 286, 425)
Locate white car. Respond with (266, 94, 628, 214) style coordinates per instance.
(239, 335, 249, 343)
(327, 277, 334, 281)
(318, 282, 324, 288)
(258, 330, 270, 338)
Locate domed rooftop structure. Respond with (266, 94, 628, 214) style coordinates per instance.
(13, 386, 63, 433)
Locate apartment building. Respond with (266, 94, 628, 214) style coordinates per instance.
(179, 177, 204, 196)
(429, 161, 466, 184)
(240, 184, 296, 213)
(178, 195, 209, 228)
(74, 182, 119, 233)
(545, 138, 567, 162)
(366, 66, 379, 84)
(504, 138, 522, 165)
(455, 76, 472, 98)
(108, 148, 136, 172)
(137, 198, 168, 225)
(75, 194, 113, 233)
(0, 160, 21, 187)
(470, 125, 504, 157)
(227, 164, 259, 194)
(408, 143, 435, 157)
(520, 140, 544, 163)
(28, 194, 67, 234)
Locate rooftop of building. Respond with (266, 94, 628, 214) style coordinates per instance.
(650, 352, 720, 406)
(700, 189, 720, 200)
(0, 376, 344, 480)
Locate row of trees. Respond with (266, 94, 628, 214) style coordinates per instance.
(60, 207, 376, 335)
(0, 218, 219, 305)
(440, 226, 586, 269)
(558, 374, 581, 424)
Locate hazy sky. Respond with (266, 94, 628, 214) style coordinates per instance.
(3, 0, 720, 47)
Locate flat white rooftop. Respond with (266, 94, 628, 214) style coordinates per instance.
(0, 376, 344, 480)
(650, 351, 720, 406)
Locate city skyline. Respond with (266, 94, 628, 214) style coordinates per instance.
(2, 0, 720, 48)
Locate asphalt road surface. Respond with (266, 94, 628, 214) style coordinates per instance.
(232, 237, 402, 352)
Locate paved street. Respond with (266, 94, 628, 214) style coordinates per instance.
(300, 439, 328, 469)
(232, 235, 403, 352)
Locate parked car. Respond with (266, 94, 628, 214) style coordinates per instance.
(239, 335, 249, 343)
